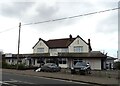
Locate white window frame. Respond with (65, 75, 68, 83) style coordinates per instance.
(74, 46, 83, 52)
(37, 48, 44, 53)
(61, 48, 68, 52)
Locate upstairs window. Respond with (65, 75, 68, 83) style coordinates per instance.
(74, 46, 83, 52)
(37, 48, 44, 53)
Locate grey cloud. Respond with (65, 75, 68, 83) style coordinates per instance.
(24, 1, 95, 32)
(35, 3, 59, 20)
(96, 14, 118, 33)
(1, 1, 118, 33)
(0, 2, 35, 18)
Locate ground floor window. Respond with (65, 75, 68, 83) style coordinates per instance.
(37, 58, 45, 63)
(12, 59, 14, 63)
(8, 59, 10, 62)
(73, 59, 83, 65)
(33, 59, 35, 65)
(59, 58, 67, 64)
(46, 58, 55, 63)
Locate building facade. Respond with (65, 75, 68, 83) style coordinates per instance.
(3, 35, 107, 70)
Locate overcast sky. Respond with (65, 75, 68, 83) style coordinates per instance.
(0, 0, 119, 58)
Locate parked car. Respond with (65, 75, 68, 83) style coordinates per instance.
(35, 63, 61, 72)
(71, 62, 91, 75)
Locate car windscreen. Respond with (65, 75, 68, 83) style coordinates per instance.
(44, 63, 52, 66)
(75, 62, 87, 66)
(44, 63, 57, 66)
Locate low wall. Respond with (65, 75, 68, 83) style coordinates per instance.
(60, 68, 120, 79)
(91, 70, 119, 79)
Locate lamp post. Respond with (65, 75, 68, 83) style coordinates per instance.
(16, 22, 21, 69)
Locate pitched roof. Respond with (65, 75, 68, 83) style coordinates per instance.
(33, 35, 89, 49)
(46, 38, 75, 48)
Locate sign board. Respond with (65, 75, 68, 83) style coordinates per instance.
(5, 53, 12, 57)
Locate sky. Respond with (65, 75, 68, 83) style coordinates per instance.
(0, 0, 119, 58)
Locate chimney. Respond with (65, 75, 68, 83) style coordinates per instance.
(69, 34, 72, 39)
(39, 38, 41, 41)
(88, 39, 92, 52)
(88, 39, 90, 44)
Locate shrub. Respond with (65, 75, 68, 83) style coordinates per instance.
(17, 63, 26, 70)
(2, 61, 8, 68)
(2, 61, 26, 70)
(114, 62, 120, 70)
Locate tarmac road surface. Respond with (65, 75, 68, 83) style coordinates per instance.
(2, 72, 95, 86)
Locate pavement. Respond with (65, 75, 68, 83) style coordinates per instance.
(2, 69, 120, 86)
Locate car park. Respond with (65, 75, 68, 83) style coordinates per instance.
(71, 62, 91, 75)
(35, 63, 61, 72)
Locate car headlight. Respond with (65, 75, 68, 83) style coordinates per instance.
(83, 67, 87, 70)
(71, 67, 74, 69)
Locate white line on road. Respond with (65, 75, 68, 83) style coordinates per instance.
(0, 81, 17, 86)
(9, 79, 35, 84)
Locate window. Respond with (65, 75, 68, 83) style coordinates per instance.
(33, 59, 35, 65)
(12, 59, 14, 63)
(74, 46, 83, 52)
(61, 48, 68, 52)
(46, 58, 55, 63)
(8, 59, 10, 62)
(59, 58, 67, 64)
(37, 48, 44, 53)
(37, 58, 44, 63)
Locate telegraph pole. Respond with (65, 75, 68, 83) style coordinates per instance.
(17, 22, 21, 69)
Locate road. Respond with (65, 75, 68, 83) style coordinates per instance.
(1, 72, 94, 86)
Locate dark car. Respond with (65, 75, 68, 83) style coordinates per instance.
(36, 63, 61, 72)
(71, 62, 91, 75)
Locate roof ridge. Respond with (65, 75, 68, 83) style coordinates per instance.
(47, 37, 75, 41)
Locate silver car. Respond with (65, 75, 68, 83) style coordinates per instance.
(36, 63, 61, 72)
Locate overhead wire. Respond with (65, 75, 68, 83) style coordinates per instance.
(0, 26, 17, 34)
(0, 7, 119, 34)
(22, 7, 120, 26)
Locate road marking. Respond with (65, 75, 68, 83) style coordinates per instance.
(0, 81, 17, 86)
(9, 79, 35, 84)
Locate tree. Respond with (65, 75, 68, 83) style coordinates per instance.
(114, 61, 120, 70)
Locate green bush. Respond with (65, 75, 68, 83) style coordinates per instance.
(2, 61, 8, 68)
(114, 62, 120, 70)
(17, 63, 26, 70)
(2, 61, 26, 70)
